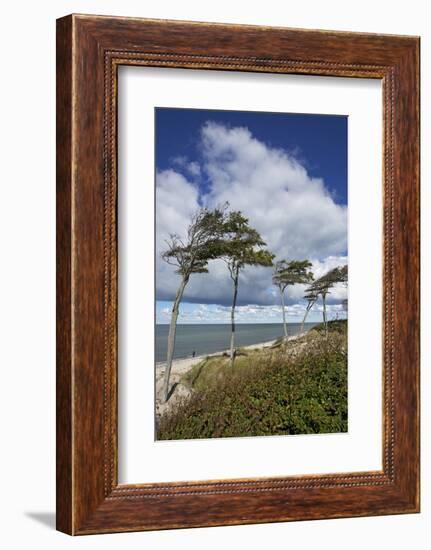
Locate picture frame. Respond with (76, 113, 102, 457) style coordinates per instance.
(56, 14, 420, 535)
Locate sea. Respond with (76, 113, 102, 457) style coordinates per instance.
(155, 322, 317, 363)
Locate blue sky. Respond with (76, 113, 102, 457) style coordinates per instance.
(155, 107, 348, 324)
(156, 108, 348, 205)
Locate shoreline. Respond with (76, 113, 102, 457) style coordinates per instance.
(155, 332, 305, 417)
(156, 333, 306, 383)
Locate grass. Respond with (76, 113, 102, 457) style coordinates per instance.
(157, 320, 348, 440)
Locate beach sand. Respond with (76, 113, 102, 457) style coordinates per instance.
(155, 334, 304, 419)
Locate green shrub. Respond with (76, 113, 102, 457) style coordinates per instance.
(311, 319, 347, 335)
(157, 330, 347, 440)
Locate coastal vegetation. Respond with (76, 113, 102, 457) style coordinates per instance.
(161, 204, 275, 399)
(157, 320, 347, 440)
(273, 260, 314, 338)
(160, 203, 348, 406)
(305, 265, 348, 335)
(219, 211, 274, 367)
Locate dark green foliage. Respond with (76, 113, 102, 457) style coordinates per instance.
(307, 265, 348, 299)
(219, 210, 274, 270)
(272, 259, 314, 291)
(158, 331, 347, 440)
(312, 319, 347, 335)
(161, 206, 229, 277)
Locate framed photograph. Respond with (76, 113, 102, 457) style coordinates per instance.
(56, 14, 420, 534)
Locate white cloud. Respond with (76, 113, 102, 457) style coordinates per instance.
(171, 155, 187, 167)
(156, 122, 347, 309)
(201, 122, 347, 259)
(156, 169, 200, 300)
(171, 156, 201, 178)
(187, 161, 201, 177)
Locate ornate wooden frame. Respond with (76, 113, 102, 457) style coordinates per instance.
(56, 14, 420, 535)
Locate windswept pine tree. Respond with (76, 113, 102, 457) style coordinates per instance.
(306, 265, 348, 336)
(220, 211, 274, 367)
(160, 206, 227, 402)
(272, 260, 314, 338)
(336, 265, 348, 285)
(301, 288, 318, 334)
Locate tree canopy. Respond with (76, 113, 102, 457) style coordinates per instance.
(219, 210, 274, 278)
(307, 265, 347, 296)
(161, 206, 228, 279)
(272, 259, 314, 291)
(272, 259, 314, 338)
(305, 264, 348, 335)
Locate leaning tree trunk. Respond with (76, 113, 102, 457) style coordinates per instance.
(301, 301, 313, 335)
(162, 276, 188, 403)
(280, 287, 288, 338)
(322, 293, 327, 337)
(229, 268, 239, 367)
